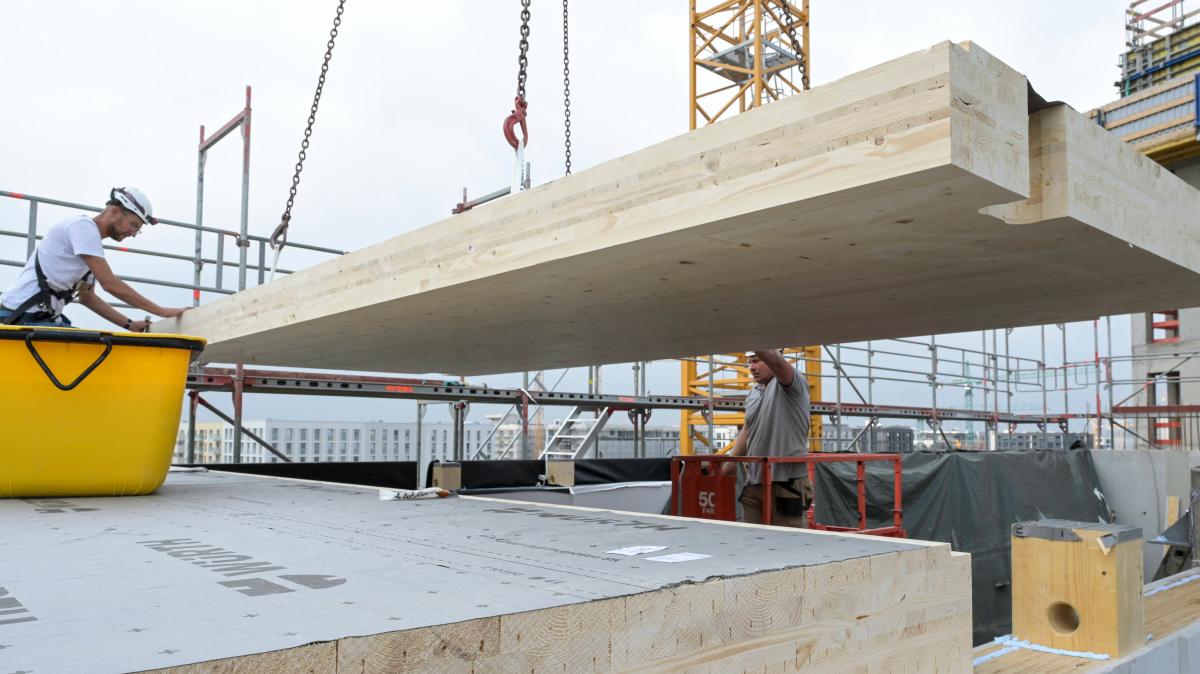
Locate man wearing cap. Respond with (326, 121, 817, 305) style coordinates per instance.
(720, 349, 814, 527)
(0, 187, 189, 330)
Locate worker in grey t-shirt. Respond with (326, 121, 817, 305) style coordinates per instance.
(721, 349, 813, 527)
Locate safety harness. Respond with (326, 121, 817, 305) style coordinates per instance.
(1, 253, 92, 325)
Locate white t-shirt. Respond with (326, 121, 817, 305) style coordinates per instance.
(1, 215, 105, 313)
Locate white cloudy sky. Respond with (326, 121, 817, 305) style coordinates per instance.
(0, 1, 1145, 428)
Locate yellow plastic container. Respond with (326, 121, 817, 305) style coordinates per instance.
(0, 325, 205, 497)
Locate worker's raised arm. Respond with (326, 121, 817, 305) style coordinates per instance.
(753, 349, 795, 387)
(81, 255, 188, 319)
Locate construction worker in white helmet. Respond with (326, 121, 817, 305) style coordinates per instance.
(0, 187, 190, 330)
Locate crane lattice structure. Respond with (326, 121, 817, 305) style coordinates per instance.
(682, 1, 819, 455)
(689, 0, 810, 129)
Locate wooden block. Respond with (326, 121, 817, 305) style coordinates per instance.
(1011, 519, 1145, 658)
(430, 462, 461, 490)
(546, 459, 575, 487)
(977, 567, 1200, 672)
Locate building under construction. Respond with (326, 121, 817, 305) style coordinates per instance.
(6, 2, 1200, 672)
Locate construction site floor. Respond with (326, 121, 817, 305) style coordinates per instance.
(1, 469, 925, 673)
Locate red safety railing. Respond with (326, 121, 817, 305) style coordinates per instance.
(670, 453, 905, 537)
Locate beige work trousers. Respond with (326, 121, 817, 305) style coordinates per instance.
(738, 475, 814, 528)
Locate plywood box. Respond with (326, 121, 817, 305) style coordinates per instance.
(975, 568, 1200, 672)
(1011, 519, 1144, 658)
(429, 461, 461, 490)
(545, 458, 575, 486)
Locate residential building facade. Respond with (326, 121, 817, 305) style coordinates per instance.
(175, 420, 494, 464)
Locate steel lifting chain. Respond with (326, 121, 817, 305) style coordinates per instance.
(504, 0, 533, 150)
(271, 0, 347, 257)
(517, 0, 531, 99)
(562, 0, 572, 175)
(777, 0, 808, 89)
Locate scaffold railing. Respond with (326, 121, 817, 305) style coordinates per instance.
(0, 190, 345, 307)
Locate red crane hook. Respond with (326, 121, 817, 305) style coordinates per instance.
(503, 95, 529, 150)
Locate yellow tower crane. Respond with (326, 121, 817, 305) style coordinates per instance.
(681, 1, 821, 455)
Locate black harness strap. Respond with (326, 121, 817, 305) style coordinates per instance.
(2, 254, 92, 325)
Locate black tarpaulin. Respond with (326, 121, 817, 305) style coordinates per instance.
(812, 450, 1113, 645)
(183, 458, 669, 492)
(180, 461, 422, 489)
(425, 457, 670, 489)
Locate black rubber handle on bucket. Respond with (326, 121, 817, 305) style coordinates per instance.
(24, 330, 113, 392)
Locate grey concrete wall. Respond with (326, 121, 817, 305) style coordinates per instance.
(1091, 450, 1200, 581)
(1132, 309, 1200, 355)
(1125, 329, 1200, 442)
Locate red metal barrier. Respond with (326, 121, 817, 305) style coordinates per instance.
(670, 454, 905, 537)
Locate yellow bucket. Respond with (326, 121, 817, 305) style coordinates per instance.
(0, 325, 205, 497)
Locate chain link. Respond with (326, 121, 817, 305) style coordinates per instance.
(516, 0, 532, 100)
(272, 0, 347, 251)
(562, 0, 572, 176)
(776, 0, 808, 89)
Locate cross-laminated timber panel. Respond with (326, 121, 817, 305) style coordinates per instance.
(159, 40, 1200, 376)
(1, 471, 972, 673)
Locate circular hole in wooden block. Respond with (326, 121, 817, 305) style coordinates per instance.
(1047, 601, 1080, 635)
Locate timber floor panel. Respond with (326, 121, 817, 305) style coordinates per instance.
(158, 40, 1200, 376)
(2, 470, 971, 673)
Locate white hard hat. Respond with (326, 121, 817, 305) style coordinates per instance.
(109, 186, 157, 225)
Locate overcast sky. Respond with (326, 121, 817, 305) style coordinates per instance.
(0, 1, 1144, 429)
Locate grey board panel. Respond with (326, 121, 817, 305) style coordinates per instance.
(0, 470, 919, 673)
